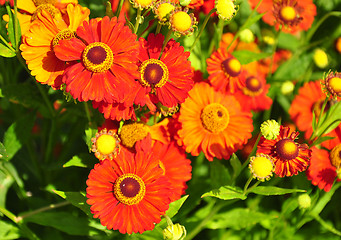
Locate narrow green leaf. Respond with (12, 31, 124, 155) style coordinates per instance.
(233, 50, 271, 65)
(24, 211, 100, 236)
(84, 124, 98, 152)
(53, 190, 92, 217)
(0, 220, 20, 240)
(249, 186, 306, 196)
(165, 195, 189, 219)
(241, 13, 265, 30)
(230, 153, 242, 178)
(0, 168, 14, 207)
(315, 101, 341, 137)
(206, 208, 277, 230)
(3, 114, 36, 161)
(0, 142, 8, 161)
(63, 153, 96, 168)
(5, 5, 21, 50)
(0, 43, 15, 58)
(202, 186, 246, 200)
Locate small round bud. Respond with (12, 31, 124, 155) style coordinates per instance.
(249, 154, 274, 181)
(260, 120, 280, 140)
(281, 81, 295, 95)
(298, 193, 311, 209)
(313, 49, 328, 69)
(163, 223, 186, 240)
(239, 29, 255, 43)
(262, 29, 275, 45)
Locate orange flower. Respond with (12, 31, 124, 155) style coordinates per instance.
(178, 82, 253, 161)
(54, 16, 140, 103)
(289, 80, 341, 148)
(248, 0, 316, 34)
(20, 4, 89, 88)
(136, 33, 194, 109)
(86, 144, 172, 234)
(306, 147, 340, 192)
(233, 73, 273, 112)
(257, 126, 312, 177)
(206, 48, 244, 93)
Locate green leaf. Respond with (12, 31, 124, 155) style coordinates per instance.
(0, 167, 14, 207)
(230, 153, 242, 179)
(84, 123, 98, 152)
(6, 5, 21, 50)
(0, 220, 20, 240)
(0, 142, 8, 161)
(63, 153, 96, 168)
(277, 32, 300, 51)
(3, 114, 36, 161)
(210, 160, 230, 188)
(0, 43, 15, 58)
(206, 208, 277, 230)
(241, 13, 265, 30)
(202, 185, 246, 200)
(53, 190, 92, 217)
(249, 186, 306, 196)
(315, 101, 341, 138)
(233, 50, 271, 65)
(165, 195, 189, 219)
(24, 211, 100, 236)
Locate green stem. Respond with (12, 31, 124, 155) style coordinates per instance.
(155, 22, 162, 34)
(226, 0, 263, 52)
(134, 8, 142, 34)
(309, 97, 328, 141)
(115, 0, 124, 18)
(245, 181, 261, 195)
(159, 29, 172, 59)
(163, 214, 173, 226)
(84, 101, 92, 124)
(305, 11, 341, 43)
(267, 26, 281, 79)
(34, 81, 56, 118)
(312, 214, 341, 236)
(18, 201, 70, 220)
(13, 0, 19, 51)
(0, 33, 15, 52)
(189, 8, 215, 52)
(243, 175, 254, 194)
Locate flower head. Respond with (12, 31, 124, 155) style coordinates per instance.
(249, 153, 274, 181)
(163, 223, 187, 240)
(260, 120, 281, 140)
(91, 128, 120, 160)
(215, 0, 238, 21)
(169, 7, 197, 36)
(54, 16, 140, 103)
(178, 82, 253, 161)
(257, 126, 312, 177)
(321, 70, 341, 100)
(130, 0, 154, 9)
(86, 146, 172, 234)
(153, 0, 176, 23)
(313, 49, 328, 69)
(207, 48, 244, 93)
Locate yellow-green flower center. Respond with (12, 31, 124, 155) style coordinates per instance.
(242, 76, 263, 97)
(260, 120, 280, 140)
(156, 2, 175, 21)
(31, 4, 61, 21)
(82, 42, 114, 73)
(221, 57, 241, 77)
(215, 0, 236, 21)
(275, 138, 299, 160)
(171, 11, 192, 33)
(139, 59, 169, 87)
(279, 6, 296, 22)
(201, 103, 229, 133)
(249, 154, 274, 181)
(330, 144, 341, 169)
(52, 29, 76, 48)
(119, 123, 150, 148)
(113, 173, 146, 205)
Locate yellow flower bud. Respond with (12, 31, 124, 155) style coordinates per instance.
(163, 223, 186, 240)
(298, 193, 311, 209)
(260, 120, 280, 140)
(313, 49, 328, 69)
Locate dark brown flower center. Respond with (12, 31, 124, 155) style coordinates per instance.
(221, 57, 241, 77)
(139, 59, 169, 88)
(243, 76, 263, 96)
(82, 42, 113, 73)
(113, 173, 146, 205)
(275, 138, 299, 160)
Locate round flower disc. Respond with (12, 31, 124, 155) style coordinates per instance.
(200, 103, 229, 133)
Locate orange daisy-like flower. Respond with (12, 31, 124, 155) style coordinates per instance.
(306, 147, 340, 192)
(178, 82, 253, 161)
(321, 71, 341, 100)
(20, 4, 89, 88)
(206, 48, 243, 93)
(86, 146, 172, 234)
(54, 16, 139, 103)
(248, 0, 316, 34)
(289, 80, 341, 148)
(257, 126, 312, 177)
(10, 0, 78, 35)
(137, 33, 194, 109)
(233, 73, 273, 112)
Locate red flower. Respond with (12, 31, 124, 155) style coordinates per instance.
(257, 126, 312, 177)
(248, 0, 316, 34)
(136, 33, 194, 109)
(86, 145, 172, 234)
(54, 16, 139, 103)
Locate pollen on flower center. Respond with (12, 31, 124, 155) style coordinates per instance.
(243, 76, 263, 96)
(201, 103, 229, 133)
(280, 6, 296, 22)
(33, 0, 56, 6)
(82, 42, 114, 73)
(91, 129, 120, 160)
(215, 0, 236, 21)
(330, 144, 341, 169)
(113, 173, 146, 205)
(249, 153, 274, 181)
(221, 57, 241, 77)
(132, 0, 154, 9)
(155, 2, 175, 22)
(119, 122, 150, 148)
(275, 138, 299, 160)
(52, 29, 76, 48)
(329, 77, 341, 93)
(31, 4, 60, 21)
(139, 59, 169, 87)
(171, 11, 192, 33)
